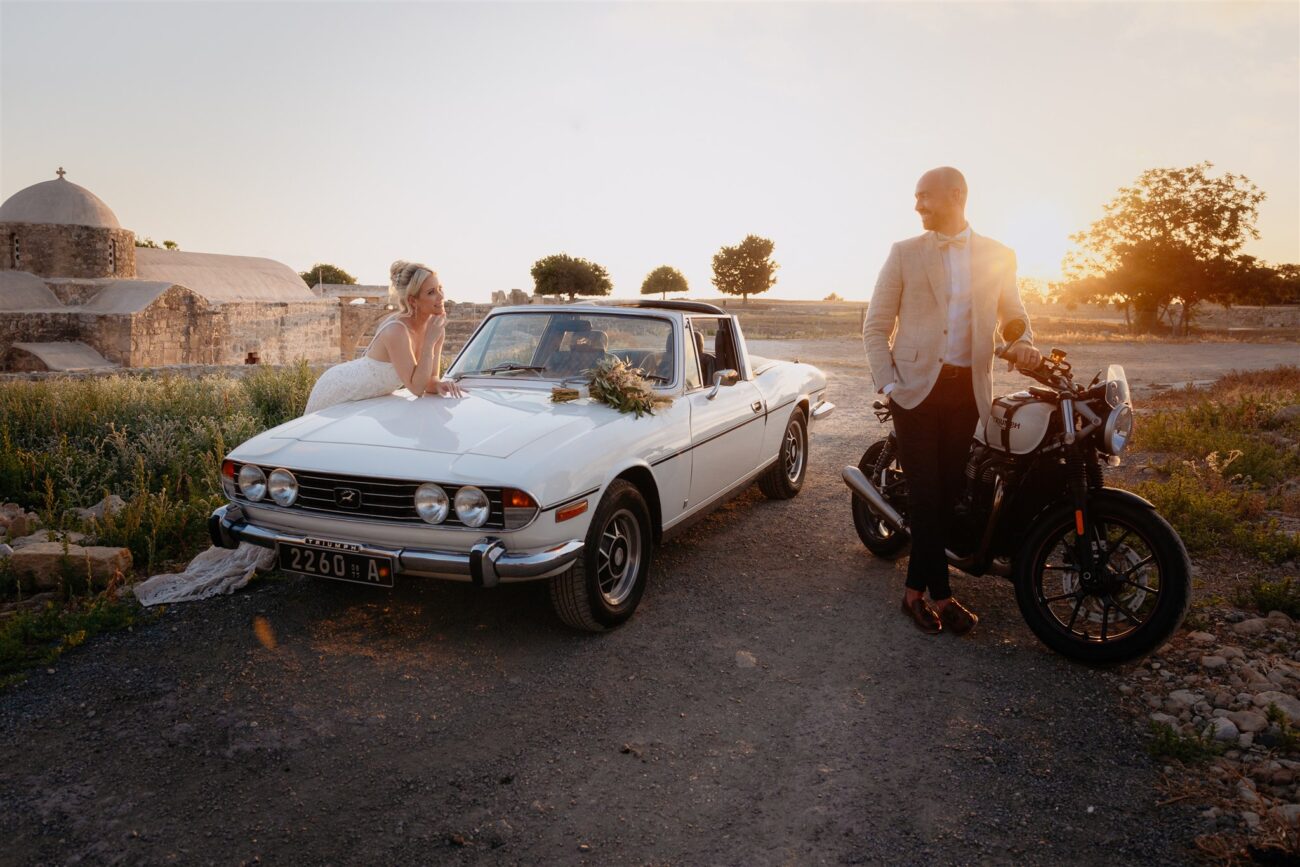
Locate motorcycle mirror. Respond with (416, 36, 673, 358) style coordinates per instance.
(1001, 320, 1026, 344)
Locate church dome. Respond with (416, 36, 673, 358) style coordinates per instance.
(0, 170, 121, 229)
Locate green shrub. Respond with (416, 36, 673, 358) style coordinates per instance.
(241, 360, 318, 429)
(1240, 577, 1300, 620)
(1147, 721, 1224, 763)
(0, 593, 141, 678)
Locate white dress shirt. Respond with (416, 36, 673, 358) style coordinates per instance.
(938, 225, 973, 367)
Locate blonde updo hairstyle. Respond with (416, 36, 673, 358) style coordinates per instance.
(388, 260, 437, 315)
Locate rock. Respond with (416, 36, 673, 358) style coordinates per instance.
(1208, 717, 1241, 743)
(1225, 609, 1249, 624)
(1241, 811, 1261, 829)
(1253, 691, 1300, 724)
(735, 651, 757, 669)
(1220, 646, 1246, 660)
(1168, 689, 1205, 710)
(1239, 733, 1255, 749)
(5, 512, 39, 540)
(6, 543, 132, 592)
(1201, 655, 1228, 671)
(1233, 619, 1269, 636)
(74, 494, 126, 522)
(1201, 807, 1221, 820)
(1267, 610, 1295, 627)
(1118, 684, 1134, 696)
(0, 543, 11, 559)
(1188, 631, 1217, 645)
(1229, 710, 1270, 733)
(1149, 712, 1180, 727)
(1238, 780, 1261, 802)
(0, 502, 22, 518)
(1270, 803, 1300, 828)
(9, 531, 87, 550)
(1273, 405, 1300, 425)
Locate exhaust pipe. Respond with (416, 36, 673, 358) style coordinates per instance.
(842, 466, 906, 532)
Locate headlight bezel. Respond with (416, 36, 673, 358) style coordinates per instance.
(414, 482, 450, 524)
(237, 463, 268, 501)
(454, 485, 491, 528)
(267, 468, 299, 507)
(1103, 404, 1134, 455)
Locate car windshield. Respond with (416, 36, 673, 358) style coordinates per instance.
(449, 312, 676, 384)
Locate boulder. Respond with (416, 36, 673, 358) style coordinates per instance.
(74, 495, 126, 522)
(4, 511, 40, 540)
(1201, 655, 1228, 671)
(1232, 618, 1269, 636)
(1207, 717, 1240, 743)
(1253, 691, 1300, 725)
(9, 531, 88, 550)
(1188, 631, 1217, 645)
(1270, 803, 1300, 828)
(0, 543, 11, 560)
(1167, 689, 1204, 711)
(1227, 710, 1269, 734)
(7, 542, 132, 592)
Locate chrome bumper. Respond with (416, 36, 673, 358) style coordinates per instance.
(208, 503, 583, 589)
(812, 399, 835, 421)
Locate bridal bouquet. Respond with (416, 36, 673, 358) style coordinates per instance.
(552, 357, 672, 418)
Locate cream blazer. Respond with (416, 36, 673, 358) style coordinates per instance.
(863, 231, 1032, 426)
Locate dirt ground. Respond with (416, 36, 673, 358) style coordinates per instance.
(5, 336, 1296, 865)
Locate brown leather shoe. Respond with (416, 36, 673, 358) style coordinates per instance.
(936, 598, 979, 636)
(901, 595, 942, 634)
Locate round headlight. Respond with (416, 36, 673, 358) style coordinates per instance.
(454, 485, 490, 528)
(1104, 404, 1134, 455)
(237, 464, 267, 501)
(267, 468, 299, 507)
(414, 483, 450, 524)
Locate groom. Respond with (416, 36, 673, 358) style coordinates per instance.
(863, 167, 1042, 635)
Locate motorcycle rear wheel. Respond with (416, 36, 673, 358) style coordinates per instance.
(851, 440, 910, 559)
(1013, 495, 1190, 666)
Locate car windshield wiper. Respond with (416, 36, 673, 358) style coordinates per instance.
(634, 370, 670, 384)
(464, 363, 548, 377)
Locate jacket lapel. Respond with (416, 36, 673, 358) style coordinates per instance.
(922, 232, 949, 312)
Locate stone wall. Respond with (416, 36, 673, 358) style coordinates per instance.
(0, 222, 136, 279)
(340, 303, 391, 360)
(212, 300, 340, 365)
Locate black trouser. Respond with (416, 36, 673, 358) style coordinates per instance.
(890, 365, 980, 600)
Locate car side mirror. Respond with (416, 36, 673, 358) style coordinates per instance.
(706, 369, 739, 400)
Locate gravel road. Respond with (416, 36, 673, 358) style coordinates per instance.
(0, 339, 1215, 865)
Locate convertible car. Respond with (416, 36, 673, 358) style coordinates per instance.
(209, 300, 833, 630)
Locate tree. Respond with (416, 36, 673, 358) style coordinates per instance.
(299, 263, 357, 287)
(530, 253, 612, 300)
(1062, 162, 1265, 334)
(134, 237, 179, 250)
(641, 265, 688, 300)
(712, 234, 778, 304)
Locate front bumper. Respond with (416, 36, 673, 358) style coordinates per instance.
(208, 503, 582, 589)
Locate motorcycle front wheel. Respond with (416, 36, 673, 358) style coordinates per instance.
(1013, 494, 1190, 666)
(851, 439, 910, 559)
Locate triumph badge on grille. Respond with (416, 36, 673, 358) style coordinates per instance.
(334, 487, 362, 509)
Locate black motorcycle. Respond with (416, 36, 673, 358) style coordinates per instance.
(844, 323, 1190, 665)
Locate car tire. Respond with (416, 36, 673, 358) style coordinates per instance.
(759, 408, 807, 500)
(549, 479, 654, 632)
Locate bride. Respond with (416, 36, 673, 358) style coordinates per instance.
(304, 260, 467, 414)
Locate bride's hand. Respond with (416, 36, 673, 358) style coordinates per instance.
(436, 379, 466, 398)
(424, 314, 448, 344)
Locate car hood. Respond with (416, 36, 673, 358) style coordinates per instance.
(272, 388, 598, 459)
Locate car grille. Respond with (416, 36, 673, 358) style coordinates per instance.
(231, 464, 507, 529)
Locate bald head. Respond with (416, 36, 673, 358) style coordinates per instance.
(914, 167, 969, 235)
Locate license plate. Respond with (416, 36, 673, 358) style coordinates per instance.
(277, 542, 395, 588)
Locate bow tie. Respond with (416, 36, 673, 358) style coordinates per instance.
(936, 233, 968, 250)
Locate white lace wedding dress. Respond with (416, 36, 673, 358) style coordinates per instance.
(303, 320, 408, 414)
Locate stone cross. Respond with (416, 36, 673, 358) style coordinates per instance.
(56, 167, 66, 179)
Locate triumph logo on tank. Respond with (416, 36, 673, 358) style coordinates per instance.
(992, 416, 1021, 430)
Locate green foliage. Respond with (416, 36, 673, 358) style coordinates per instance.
(583, 358, 673, 418)
(241, 359, 318, 429)
(299, 263, 357, 287)
(712, 234, 778, 302)
(641, 265, 688, 298)
(1146, 721, 1224, 763)
(0, 593, 141, 679)
(531, 253, 612, 299)
(1063, 162, 1267, 332)
(1240, 577, 1300, 620)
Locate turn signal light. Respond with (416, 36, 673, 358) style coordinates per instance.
(221, 460, 237, 498)
(555, 500, 589, 522)
(504, 489, 538, 509)
(222, 460, 236, 480)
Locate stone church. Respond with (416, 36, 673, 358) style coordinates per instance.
(0, 170, 370, 371)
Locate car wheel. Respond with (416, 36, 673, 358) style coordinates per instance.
(759, 408, 807, 500)
(549, 479, 654, 632)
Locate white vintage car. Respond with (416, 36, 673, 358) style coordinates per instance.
(209, 300, 833, 630)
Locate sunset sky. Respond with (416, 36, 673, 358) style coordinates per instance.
(2, 1, 1297, 303)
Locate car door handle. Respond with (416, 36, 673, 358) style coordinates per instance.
(751, 401, 763, 414)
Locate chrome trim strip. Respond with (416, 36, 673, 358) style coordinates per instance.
(208, 504, 581, 584)
(540, 487, 601, 513)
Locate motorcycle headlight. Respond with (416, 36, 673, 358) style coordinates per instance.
(237, 464, 267, 501)
(267, 468, 299, 507)
(414, 483, 450, 524)
(454, 485, 490, 528)
(1103, 404, 1134, 455)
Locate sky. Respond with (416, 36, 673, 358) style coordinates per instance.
(2, 1, 1297, 303)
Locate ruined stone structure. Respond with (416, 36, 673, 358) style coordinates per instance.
(0, 170, 343, 371)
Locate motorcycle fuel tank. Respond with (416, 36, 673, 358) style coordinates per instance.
(976, 391, 1056, 455)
